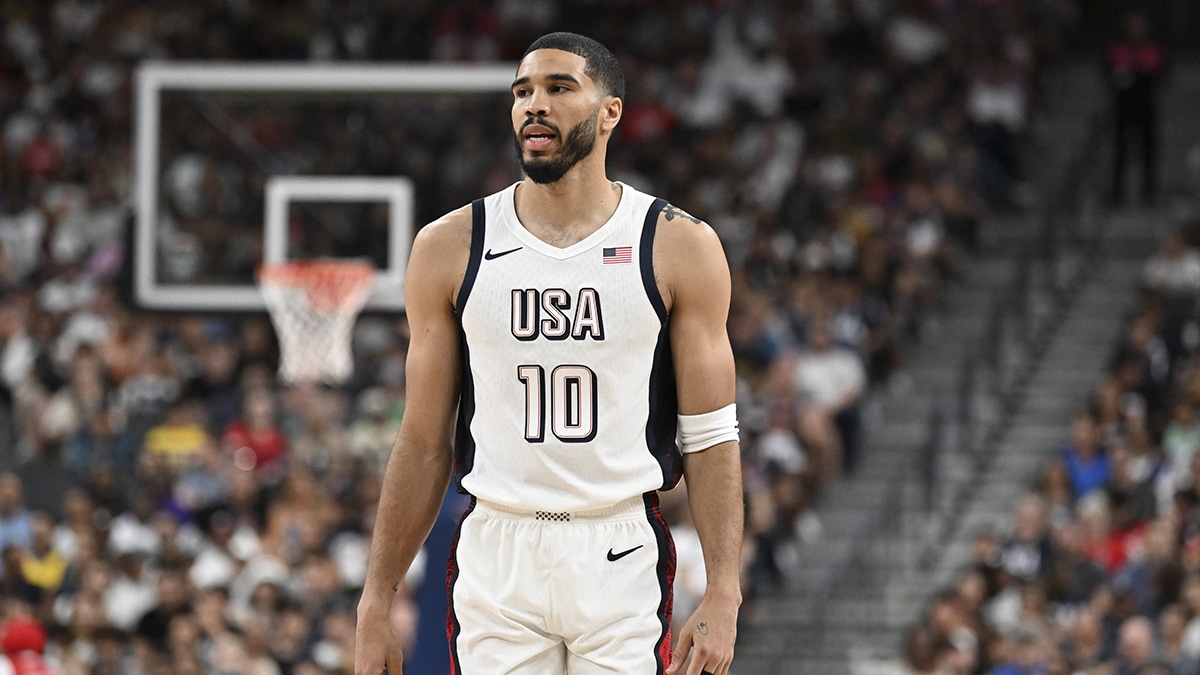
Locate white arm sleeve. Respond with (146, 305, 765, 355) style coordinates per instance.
(677, 403, 739, 454)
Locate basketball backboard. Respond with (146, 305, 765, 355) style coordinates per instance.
(134, 62, 515, 312)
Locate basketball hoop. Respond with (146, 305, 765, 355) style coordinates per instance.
(258, 260, 376, 384)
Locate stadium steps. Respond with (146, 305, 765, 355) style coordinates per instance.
(734, 57, 1131, 675)
(828, 251, 1152, 675)
(867, 54, 1200, 654)
(732, 230, 1105, 672)
(734, 244, 1031, 674)
(835, 52, 1200, 667)
(902, 254, 1147, 565)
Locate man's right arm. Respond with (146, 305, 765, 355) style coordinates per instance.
(355, 207, 472, 675)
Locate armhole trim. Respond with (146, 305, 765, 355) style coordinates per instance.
(640, 198, 669, 323)
(455, 199, 486, 314)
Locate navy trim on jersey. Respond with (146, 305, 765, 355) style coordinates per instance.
(645, 321, 681, 488)
(639, 198, 682, 488)
(455, 199, 487, 313)
(453, 337, 477, 492)
(643, 492, 675, 674)
(453, 200, 486, 491)
(446, 497, 478, 675)
(639, 198, 669, 322)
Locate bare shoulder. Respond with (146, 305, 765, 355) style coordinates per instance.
(652, 203, 729, 310)
(408, 204, 474, 308)
(655, 203, 723, 257)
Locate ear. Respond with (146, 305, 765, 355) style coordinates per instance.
(599, 96, 622, 135)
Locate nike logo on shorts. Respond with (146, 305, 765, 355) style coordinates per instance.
(484, 246, 522, 260)
(607, 545, 643, 561)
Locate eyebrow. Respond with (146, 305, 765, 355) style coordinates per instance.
(511, 73, 582, 89)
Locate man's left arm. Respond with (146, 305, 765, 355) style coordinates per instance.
(657, 206, 742, 675)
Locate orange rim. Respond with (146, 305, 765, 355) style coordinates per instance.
(258, 260, 375, 310)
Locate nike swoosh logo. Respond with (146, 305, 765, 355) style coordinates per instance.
(606, 545, 643, 562)
(484, 247, 522, 260)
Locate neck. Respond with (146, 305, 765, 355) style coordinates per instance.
(514, 155, 621, 245)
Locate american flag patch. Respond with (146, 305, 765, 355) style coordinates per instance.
(602, 246, 633, 265)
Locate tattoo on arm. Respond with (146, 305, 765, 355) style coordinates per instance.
(696, 622, 709, 635)
(392, 582, 400, 594)
(662, 204, 702, 225)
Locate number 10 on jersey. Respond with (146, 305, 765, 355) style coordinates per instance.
(517, 365, 597, 443)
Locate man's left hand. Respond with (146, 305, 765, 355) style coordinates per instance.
(666, 591, 739, 675)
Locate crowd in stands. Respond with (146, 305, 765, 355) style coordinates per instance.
(0, 0, 1077, 673)
(898, 186, 1200, 670)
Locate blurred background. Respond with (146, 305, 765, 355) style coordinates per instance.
(2, 0, 1200, 673)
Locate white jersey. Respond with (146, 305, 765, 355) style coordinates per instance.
(453, 182, 681, 512)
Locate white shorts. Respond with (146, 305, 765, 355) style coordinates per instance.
(447, 494, 676, 674)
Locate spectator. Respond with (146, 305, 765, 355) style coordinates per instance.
(102, 550, 156, 632)
(901, 624, 945, 675)
(346, 387, 401, 476)
(90, 624, 134, 674)
(1000, 495, 1052, 584)
(1111, 615, 1162, 674)
(0, 477, 31, 561)
(926, 590, 981, 672)
(1180, 572, 1200, 662)
(1160, 398, 1200, 504)
(985, 628, 1051, 675)
(172, 436, 231, 515)
(193, 584, 235, 641)
(165, 613, 204, 673)
(142, 401, 207, 469)
(1144, 231, 1200, 297)
(1042, 521, 1107, 608)
(1116, 518, 1178, 617)
(223, 388, 288, 478)
(106, 491, 161, 563)
(1106, 10, 1166, 207)
(967, 57, 1028, 207)
(1105, 439, 1159, 529)
(259, 465, 336, 565)
(1064, 607, 1109, 672)
(1077, 492, 1126, 574)
(791, 320, 867, 479)
(1158, 603, 1197, 675)
(18, 514, 64, 597)
(269, 603, 312, 672)
(48, 490, 93, 566)
(0, 615, 58, 675)
(0, 547, 39, 608)
(1111, 307, 1171, 414)
(134, 566, 192, 654)
(1038, 459, 1074, 527)
(1059, 411, 1110, 500)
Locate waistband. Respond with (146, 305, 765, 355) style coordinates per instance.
(472, 494, 656, 523)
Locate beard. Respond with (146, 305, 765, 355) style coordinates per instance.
(513, 111, 599, 185)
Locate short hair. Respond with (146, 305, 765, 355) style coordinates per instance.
(523, 32, 625, 100)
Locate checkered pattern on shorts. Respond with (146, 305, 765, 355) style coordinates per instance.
(534, 511, 571, 522)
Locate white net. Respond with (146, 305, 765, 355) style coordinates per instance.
(258, 261, 376, 384)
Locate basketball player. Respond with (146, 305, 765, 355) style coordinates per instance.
(355, 32, 742, 675)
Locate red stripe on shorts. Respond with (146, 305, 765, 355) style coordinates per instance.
(643, 492, 676, 673)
